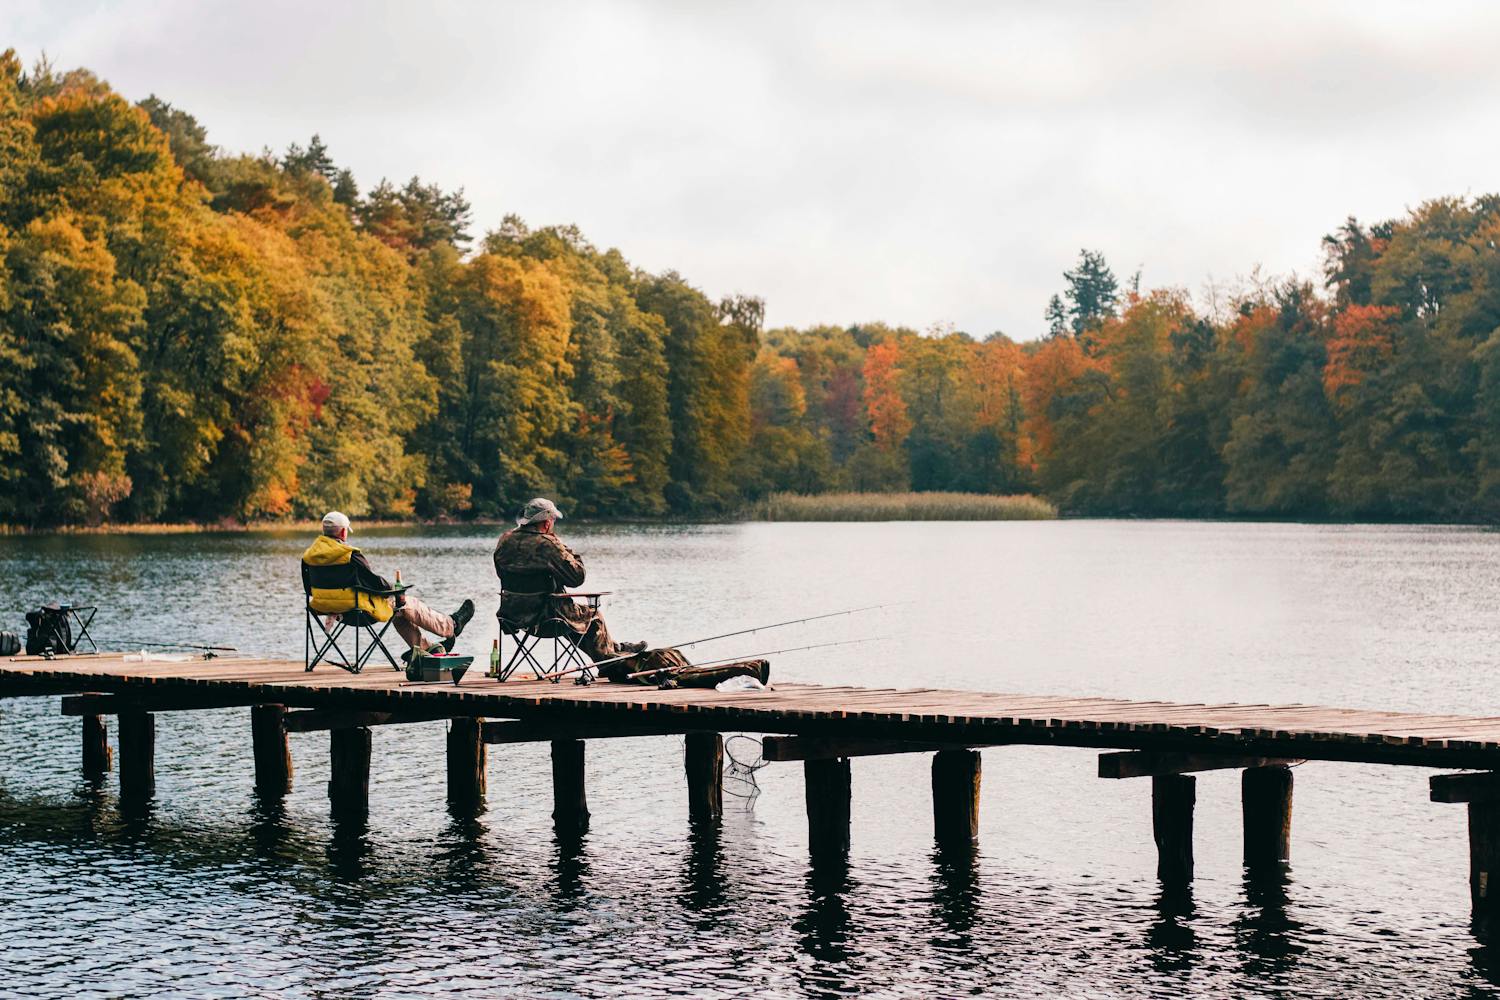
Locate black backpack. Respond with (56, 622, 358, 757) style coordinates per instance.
(24, 606, 73, 656)
(0, 631, 18, 656)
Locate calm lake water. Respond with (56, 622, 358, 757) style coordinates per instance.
(2, 520, 1500, 998)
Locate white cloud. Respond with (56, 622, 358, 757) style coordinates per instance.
(11, 0, 1500, 338)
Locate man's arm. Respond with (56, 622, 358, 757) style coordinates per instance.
(545, 537, 587, 589)
(349, 551, 394, 593)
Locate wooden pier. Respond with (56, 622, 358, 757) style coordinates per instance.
(5, 652, 1500, 913)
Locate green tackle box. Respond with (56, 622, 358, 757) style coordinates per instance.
(405, 654, 473, 685)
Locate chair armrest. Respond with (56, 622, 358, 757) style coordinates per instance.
(356, 583, 409, 598)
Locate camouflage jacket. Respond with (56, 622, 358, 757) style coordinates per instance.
(493, 525, 592, 633)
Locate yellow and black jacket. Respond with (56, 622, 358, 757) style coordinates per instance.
(300, 535, 395, 622)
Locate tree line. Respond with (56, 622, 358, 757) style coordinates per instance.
(2, 53, 1497, 526)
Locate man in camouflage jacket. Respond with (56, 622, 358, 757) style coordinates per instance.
(492, 497, 644, 661)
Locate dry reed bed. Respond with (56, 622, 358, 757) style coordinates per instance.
(749, 491, 1057, 521)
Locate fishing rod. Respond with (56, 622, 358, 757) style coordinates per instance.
(108, 638, 239, 654)
(624, 635, 891, 680)
(540, 602, 903, 682)
(662, 603, 902, 654)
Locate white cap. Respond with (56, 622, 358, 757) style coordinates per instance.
(321, 511, 352, 535)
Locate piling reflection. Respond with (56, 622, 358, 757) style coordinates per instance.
(434, 812, 497, 892)
(794, 855, 859, 994)
(550, 827, 591, 908)
(929, 842, 980, 945)
(1145, 885, 1199, 972)
(68, 779, 113, 837)
(1467, 911, 1500, 994)
(682, 816, 727, 914)
(1233, 867, 1307, 980)
(117, 792, 153, 824)
(247, 794, 295, 859)
(326, 814, 373, 880)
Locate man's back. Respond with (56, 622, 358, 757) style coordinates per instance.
(301, 534, 393, 621)
(493, 526, 587, 628)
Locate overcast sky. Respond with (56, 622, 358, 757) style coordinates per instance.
(10, 0, 1500, 338)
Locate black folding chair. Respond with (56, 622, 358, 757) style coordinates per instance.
(305, 580, 406, 674)
(495, 591, 609, 684)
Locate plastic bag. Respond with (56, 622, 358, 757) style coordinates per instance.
(715, 675, 768, 692)
(123, 649, 193, 663)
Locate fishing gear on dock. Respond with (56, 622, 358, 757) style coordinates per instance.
(20, 603, 97, 656)
(538, 602, 900, 684)
(657, 603, 902, 656)
(721, 733, 767, 804)
(106, 638, 239, 660)
(624, 636, 890, 684)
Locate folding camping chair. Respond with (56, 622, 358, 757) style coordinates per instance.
(495, 591, 610, 684)
(304, 577, 409, 674)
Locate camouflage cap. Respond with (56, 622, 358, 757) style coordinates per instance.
(516, 497, 564, 526)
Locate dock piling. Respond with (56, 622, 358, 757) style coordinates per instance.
(22, 649, 1500, 922)
(551, 739, 589, 832)
(328, 726, 372, 814)
(446, 717, 487, 808)
(117, 710, 155, 802)
(81, 714, 111, 779)
(931, 749, 981, 845)
(684, 732, 723, 822)
(1471, 802, 1500, 914)
(251, 704, 293, 797)
(1242, 765, 1293, 868)
(805, 756, 852, 858)
(1152, 773, 1195, 885)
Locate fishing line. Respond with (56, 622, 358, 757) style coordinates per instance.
(664, 603, 904, 653)
(625, 635, 891, 680)
(543, 602, 902, 681)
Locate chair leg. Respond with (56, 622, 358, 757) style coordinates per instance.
(559, 637, 594, 684)
(307, 613, 349, 671)
(499, 634, 530, 682)
(356, 620, 400, 672)
(519, 634, 550, 680)
(314, 619, 360, 674)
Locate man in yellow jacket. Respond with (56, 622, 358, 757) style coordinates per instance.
(302, 511, 474, 656)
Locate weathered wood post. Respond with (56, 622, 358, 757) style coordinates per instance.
(117, 710, 155, 802)
(81, 714, 111, 779)
(551, 739, 589, 832)
(328, 726, 372, 815)
(932, 749, 981, 845)
(251, 704, 293, 797)
(1152, 774, 1195, 885)
(1242, 765, 1293, 869)
(684, 732, 723, 822)
(1429, 773, 1500, 915)
(1471, 802, 1500, 915)
(805, 757, 852, 858)
(447, 718, 486, 808)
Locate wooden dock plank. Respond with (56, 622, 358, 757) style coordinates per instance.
(6, 655, 1500, 765)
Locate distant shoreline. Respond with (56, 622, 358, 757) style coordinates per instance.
(3, 502, 1496, 536)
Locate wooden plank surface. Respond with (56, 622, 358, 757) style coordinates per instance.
(4, 654, 1500, 767)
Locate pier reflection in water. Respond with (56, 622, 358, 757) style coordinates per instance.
(4, 520, 1500, 996)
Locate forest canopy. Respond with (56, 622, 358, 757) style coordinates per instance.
(2, 52, 1499, 526)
